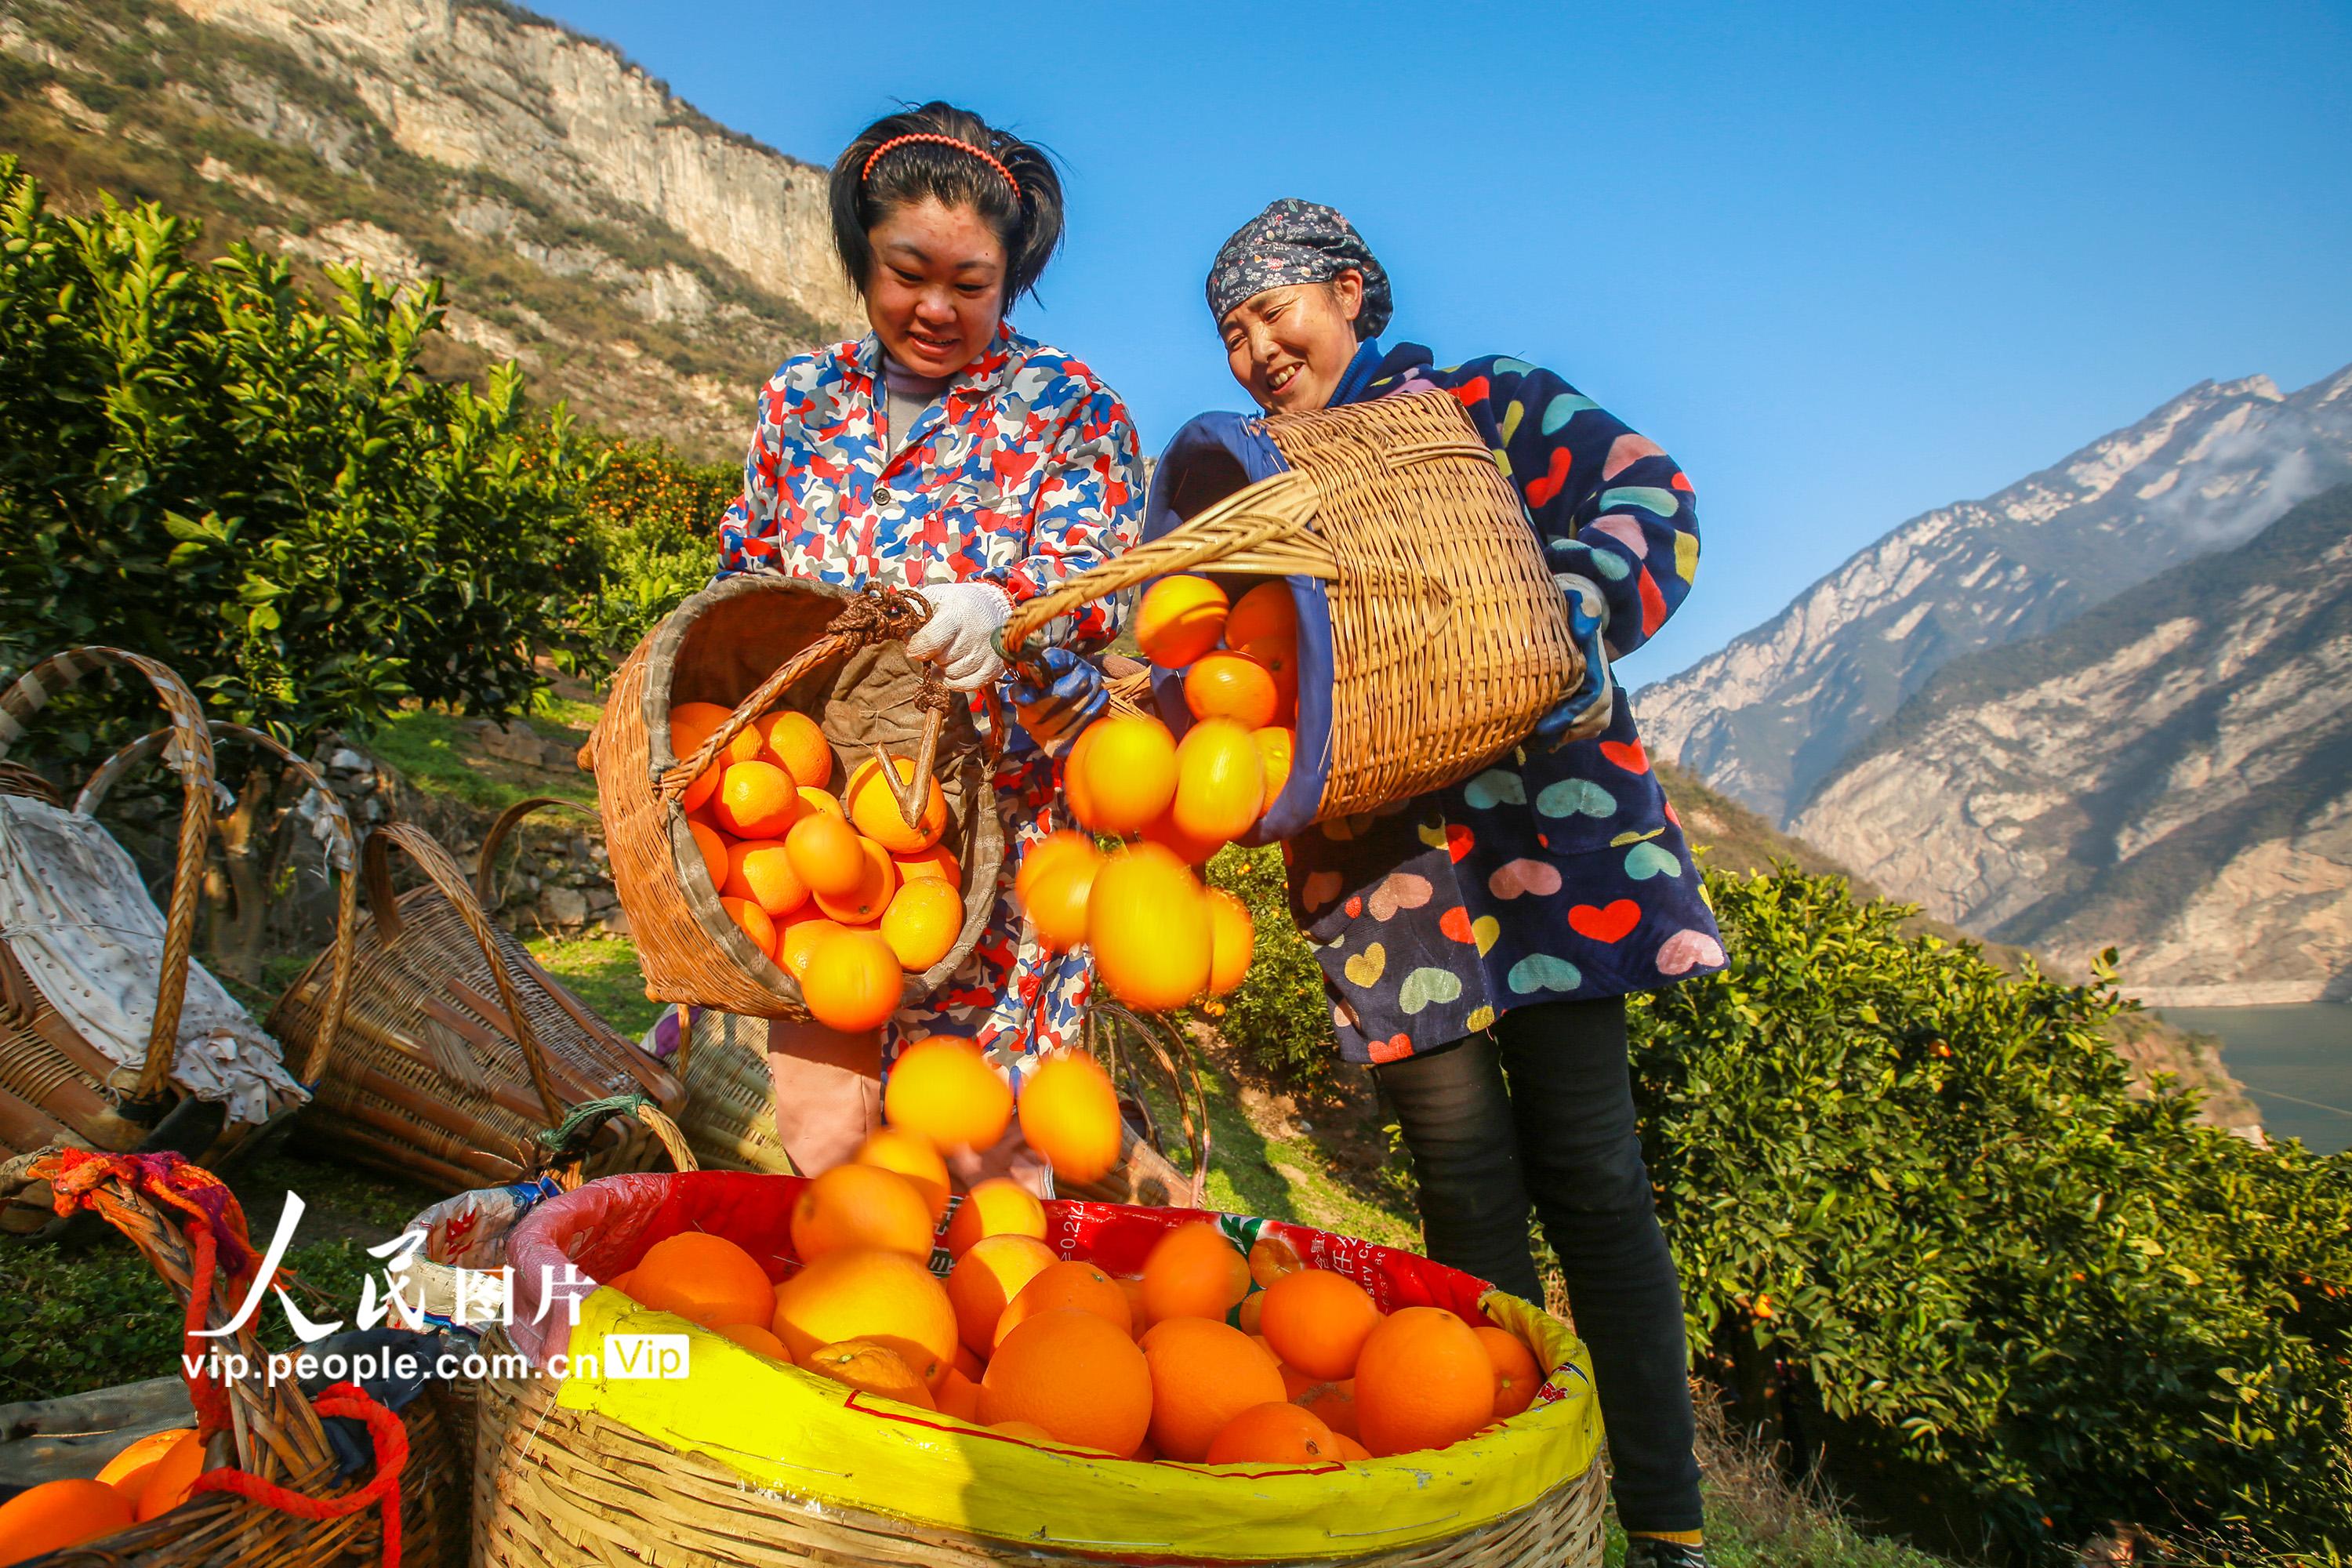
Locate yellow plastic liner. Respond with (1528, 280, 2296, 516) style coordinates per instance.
(555, 1287, 1602, 1561)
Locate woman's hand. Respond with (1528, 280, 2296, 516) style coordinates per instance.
(1007, 646, 1109, 755)
(908, 581, 1013, 690)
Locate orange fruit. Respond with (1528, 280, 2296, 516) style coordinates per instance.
(1141, 1220, 1251, 1324)
(799, 785, 845, 819)
(1206, 889, 1256, 998)
(688, 820, 728, 891)
(948, 1232, 1059, 1353)
(1223, 581, 1298, 652)
(784, 811, 867, 897)
(804, 1338, 935, 1409)
(608, 1269, 640, 1298)
(1253, 727, 1294, 808)
(1062, 722, 1103, 827)
(631, 1231, 776, 1330)
(1184, 652, 1279, 731)
(953, 1341, 987, 1381)
(0, 1478, 134, 1563)
(1134, 574, 1229, 669)
(937, 1366, 982, 1421)
(801, 927, 903, 1031)
(97, 1428, 197, 1496)
(853, 1126, 952, 1222)
(1332, 1432, 1371, 1461)
(1249, 1232, 1303, 1288)
(1240, 1292, 1266, 1337)
(1206, 1400, 1338, 1465)
(980, 1308, 1153, 1457)
(1242, 636, 1298, 720)
(776, 910, 845, 981)
(997, 1259, 1131, 1348)
(1172, 719, 1261, 844)
(718, 1321, 788, 1359)
(1137, 802, 1224, 866)
(1014, 829, 1096, 906)
(758, 710, 833, 789)
(884, 1039, 1012, 1151)
(1021, 851, 1098, 953)
(845, 756, 951, 853)
(1354, 1307, 1494, 1456)
(1258, 1268, 1382, 1381)
(943, 1176, 1045, 1258)
(1139, 1316, 1286, 1461)
(720, 896, 779, 961)
(790, 1163, 934, 1262)
(1475, 1324, 1544, 1419)
(1116, 1275, 1151, 1338)
(771, 1248, 957, 1386)
(132, 1428, 204, 1521)
(814, 836, 899, 926)
(1017, 1051, 1123, 1185)
(1067, 715, 1178, 834)
(880, 877, 961, 971)
(1088, 844, 1212, 1012)
(895, 843, 962, 885)
(1294, 1377, 1360, 1439)
(723, 838, 809, 917)
(670, 700, 732, 813)
(714, 759, 802, 837)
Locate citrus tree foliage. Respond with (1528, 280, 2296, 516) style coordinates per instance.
(1630, 868, 2352, 1557)
(1207, 844, 1338, 1086)
(0, 160, 592, 741)
(550, 434, 731, 666)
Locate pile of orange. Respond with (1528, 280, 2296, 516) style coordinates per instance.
(671, 700, 968, 1032)
(606, 1195, 1549, 1471)
(1134, 575, 1300, 818)
(0, 1426, 206, 1564)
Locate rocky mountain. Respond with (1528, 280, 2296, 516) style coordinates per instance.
(0, 0, 862, 458)
(1639, 364, 2352, 825)
(1788, 483, 2352, 1007)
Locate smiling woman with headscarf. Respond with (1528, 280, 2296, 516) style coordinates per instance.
(1200, 198, 1721, 1567)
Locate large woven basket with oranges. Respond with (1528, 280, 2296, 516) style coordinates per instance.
(590, 576, 1005, 1022)
(469, 1171, 1607, 1568)
(1001, 391, 1581, 846)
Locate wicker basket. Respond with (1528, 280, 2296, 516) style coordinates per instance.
(588, 576, 1004, 1018)
(1003, 391, 1581, 837)
(0, 650, 310, 1162)
(469, 1174, 1609, 1568)
(267, 818, 680, 1194)
(16, 1154, 465, 1568)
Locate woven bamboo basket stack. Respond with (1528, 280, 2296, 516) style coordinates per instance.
(0, 650, 336, 1172)
(267, 808, 681, 1195)
(1003, 390, 1581, 837)
(13, 1153, 466, 1568)
(588, 575, 1004, 1022)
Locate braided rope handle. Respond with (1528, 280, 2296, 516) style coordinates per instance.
(998, 470, 1332, 667)
(539, 1094, 700, 1190)
(76, 722, 361, 1082)
(655, 584, 935, 806)
(0, 647, 216, 1103)
(361, 823, 567, 1127)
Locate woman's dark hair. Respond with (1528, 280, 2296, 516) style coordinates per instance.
(829, 103, 1065, 303)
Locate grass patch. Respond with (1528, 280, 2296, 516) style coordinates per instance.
(368, 706, 597, 812)
(527, 931, 664, 1039)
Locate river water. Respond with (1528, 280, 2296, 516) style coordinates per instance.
(2155, 1002, 2352, 1155)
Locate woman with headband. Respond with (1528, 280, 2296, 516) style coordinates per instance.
(1196, 198, 1720, 1567)
(714, 103, 1142, 1186)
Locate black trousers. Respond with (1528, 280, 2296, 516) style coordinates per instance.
(1372, 996, 1703, 1534)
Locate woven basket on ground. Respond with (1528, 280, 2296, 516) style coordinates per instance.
(267, 815, 680, 1194)
(16, 1154, 465, 1568)
(0, 651, 312, 1164)
(589, 576, 1004, 1018)
(1002, 391, 1581, 838)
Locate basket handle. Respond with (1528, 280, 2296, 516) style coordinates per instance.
(77, 723, 361, 1083)
(537, 1094, 701, 1189)
(0, 647, 216, 1108)
(474, 794, 601, 909)
(999, 470, 1333, 666)
(655, 584, 935, 806)
(362, 823, 567, 1127)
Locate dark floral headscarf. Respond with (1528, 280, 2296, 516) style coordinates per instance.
(1206, 198, 1392, 339)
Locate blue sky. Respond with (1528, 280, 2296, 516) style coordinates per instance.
(535, 0, 2352, 682)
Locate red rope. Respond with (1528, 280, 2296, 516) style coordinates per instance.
(189, 1382, 408, 1568)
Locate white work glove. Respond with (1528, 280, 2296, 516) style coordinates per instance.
(907, 580, 1014, 691)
